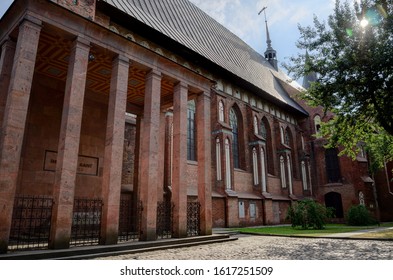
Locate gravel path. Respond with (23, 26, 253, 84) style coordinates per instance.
(95, 234, 393, 260)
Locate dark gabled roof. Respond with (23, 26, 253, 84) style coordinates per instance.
(100, 0, 308, 115)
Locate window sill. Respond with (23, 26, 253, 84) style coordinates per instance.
(234, 168, 247, 173)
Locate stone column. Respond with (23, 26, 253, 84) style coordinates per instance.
(139, 70, 162, 241)
(196, 91, 212, 235)
(0, 39, 16, 128)
(49, 36, 90, 249)
(0, 17, 42, 253)
(172, 81, 188, 238)
(100, 55, 129, 245)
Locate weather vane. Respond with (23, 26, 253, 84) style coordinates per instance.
(258, 6, 268, 22)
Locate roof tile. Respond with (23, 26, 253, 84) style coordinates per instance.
(101, 0, 307, 114)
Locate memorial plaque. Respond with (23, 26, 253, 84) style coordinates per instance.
(44, 150, 99, 176)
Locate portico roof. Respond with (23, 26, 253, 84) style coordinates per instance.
(99, 0, 308, 116)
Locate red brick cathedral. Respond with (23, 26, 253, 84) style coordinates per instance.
(0, 0, 392, 253)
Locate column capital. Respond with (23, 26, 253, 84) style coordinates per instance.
(72, 36, 91, 50)
(21, 14, 42, 29)
(197, 90, 211, 99)
(146, 68, 161, 80)
(113, 54, 129, 65)
(174, 80, 188, 90)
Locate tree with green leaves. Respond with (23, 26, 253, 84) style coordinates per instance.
(284, 0, 393, 169)
(287, 199, 335, 230)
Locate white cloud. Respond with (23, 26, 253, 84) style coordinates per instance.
(188, 0, 337, 75)
(189, 0, 236, 24)
(189, 0, 262, 44)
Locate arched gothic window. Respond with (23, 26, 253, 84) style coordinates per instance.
(260, 121, 267, 139)
(216, 138, 222, 181)
(252, 148, 259, 185)
(284, 129, 291, 146)
(229, 108, 240, 169)
(225, 138, 232, 189)
(260, 147, 267, 192)
(287, 154, 293, 194)
(301, 161, 308, 190)
(261, 117, 274, 175)
(314, 115, 322, 137)
(218, 100, 225, 122)
(187, 100, 196, 161)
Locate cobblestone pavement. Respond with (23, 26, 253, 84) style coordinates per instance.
(96, 234, 393, 260)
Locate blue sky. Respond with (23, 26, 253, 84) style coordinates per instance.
(188, 0, 336, 66)
(0, 0, 338, 71)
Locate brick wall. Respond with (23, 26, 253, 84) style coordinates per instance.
(212, 198, 225, 227)
(20, 74, 108, 198)
(238, 200, 263, 227)
(374, 162, 393, 222)
(233, 169, 253, 193)
(50, 0, 96, 20)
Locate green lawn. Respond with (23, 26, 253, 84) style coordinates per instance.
(236, 223, 393, 237)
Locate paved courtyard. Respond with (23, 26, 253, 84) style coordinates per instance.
(96, 234, 393, 260)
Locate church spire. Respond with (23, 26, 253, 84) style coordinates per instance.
(259, 7, 278, 70)
(302, 50, 318, 89)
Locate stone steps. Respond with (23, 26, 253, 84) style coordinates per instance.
(0, 234, 237, 260)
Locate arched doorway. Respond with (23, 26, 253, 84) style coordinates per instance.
(325, 192, 344, 218)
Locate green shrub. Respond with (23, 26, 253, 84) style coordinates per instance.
(287, 199, 334, 230)
(346, 205, 377, 226)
